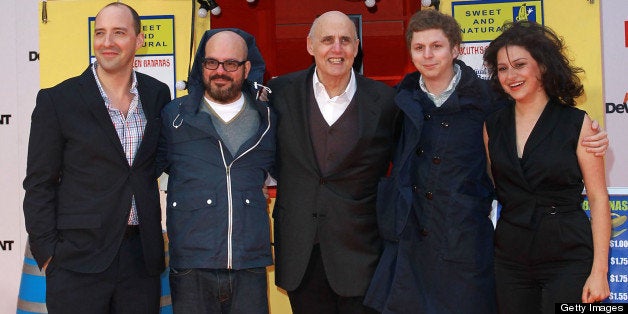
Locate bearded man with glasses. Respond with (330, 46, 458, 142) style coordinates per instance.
(156, 29, 276, 314)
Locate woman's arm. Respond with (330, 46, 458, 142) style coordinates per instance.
(577, 114, 611, 303)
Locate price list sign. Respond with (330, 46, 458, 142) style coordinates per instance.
(584, 193, 628, 302)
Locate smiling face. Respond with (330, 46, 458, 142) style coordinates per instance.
(202, 31, 251, 104)
(307, 11, 359, 85)
(93, 5, 143, 75)
(496, 45, 547, 104)
(410, 28, 459, 85)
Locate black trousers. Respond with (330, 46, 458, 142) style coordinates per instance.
(287, 245, 378, 314)
(45, 230, 161, 314)
(495, 213, 593, 314)
(495, 258, 591, 314)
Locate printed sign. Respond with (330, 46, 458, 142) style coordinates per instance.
(452, 0, 544, 79)
(452, 0, 543, 43)
(584, 192, 628, 302)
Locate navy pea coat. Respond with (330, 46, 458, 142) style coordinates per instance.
(366, 60, 503, 314)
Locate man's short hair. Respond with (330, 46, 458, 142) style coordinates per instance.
(98, 2, 142, 35)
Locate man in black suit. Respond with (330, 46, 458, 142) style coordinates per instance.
(268, 10, 397, 314)
(23, 3, 170, 313)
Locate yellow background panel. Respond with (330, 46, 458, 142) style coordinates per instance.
(39, 0, 191, 99)
(445, 0, 604, 125)
(454, 1, 543, 42)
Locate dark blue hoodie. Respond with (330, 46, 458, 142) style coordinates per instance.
(156, 29, 276, 270)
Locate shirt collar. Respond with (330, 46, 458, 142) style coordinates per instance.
(92, 61, 139, 110)
(312, 67, 357, 104)
(419, 63, 461, 107)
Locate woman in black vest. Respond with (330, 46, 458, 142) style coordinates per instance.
(483, 21, 610, 313)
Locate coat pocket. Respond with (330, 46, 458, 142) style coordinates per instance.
(168, 191, 217, 212)
(376, 177, 412, 241)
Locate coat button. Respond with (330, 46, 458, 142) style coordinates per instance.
(172, 202, 177, 207)
(424, 113, 432, 121)
(416, 147, 423, 156)
(432, 156, 441, 164)
(420, 228, 429, 236)
(425, 192, 433, 200)
(245, 199, 250, 204)
(207, 199, 212, 205)
(441, 121, 450, 127)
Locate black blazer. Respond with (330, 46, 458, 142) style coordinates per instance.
(269, 66, 397, 296)
(23, 66, 170, 275)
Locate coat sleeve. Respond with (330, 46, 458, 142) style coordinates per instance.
(22, 89, 63, 268)
(154, 88, 172, 178)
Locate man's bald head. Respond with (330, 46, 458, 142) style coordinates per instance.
(308, 11, 358, 41)
(206, 31, 248, 61)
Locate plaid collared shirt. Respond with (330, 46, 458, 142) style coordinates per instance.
(92, 62, 146, 225)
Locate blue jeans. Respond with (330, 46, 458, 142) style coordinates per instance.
(169, 267, 269, 314)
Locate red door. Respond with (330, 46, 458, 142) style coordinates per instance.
(209, 0, 420, 86)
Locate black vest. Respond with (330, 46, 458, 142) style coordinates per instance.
(308, 83, 359, 176)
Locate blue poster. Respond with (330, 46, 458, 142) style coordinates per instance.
(512, 3, 539, 22)
(584, 193, 628, 302)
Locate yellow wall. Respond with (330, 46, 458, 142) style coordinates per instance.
(442, 0, 604, 125)
(545, 0, 603, 125)
(39, 0, 192, 99)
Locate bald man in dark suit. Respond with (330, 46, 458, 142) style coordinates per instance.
(269, 11, 397, 314)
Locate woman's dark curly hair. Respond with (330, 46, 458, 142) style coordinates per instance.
(483, 21, 584, 106)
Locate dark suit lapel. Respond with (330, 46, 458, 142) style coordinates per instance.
(78, 68, 127, 162)
(133, 74, 160, 167)
(285, 70, 320, 172)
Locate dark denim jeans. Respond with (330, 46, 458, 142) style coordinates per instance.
(169, 267, 269, 314)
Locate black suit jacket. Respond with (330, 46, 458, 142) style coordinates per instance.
(23, 66, 170, 275)
(268, 66, 397, 296)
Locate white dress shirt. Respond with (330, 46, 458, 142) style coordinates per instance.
(312, 68, 357, 126)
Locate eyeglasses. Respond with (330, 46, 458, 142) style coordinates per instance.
(202, 58, 246, 72)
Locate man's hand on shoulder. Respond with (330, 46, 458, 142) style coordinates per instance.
(582, 119, 609, 157)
